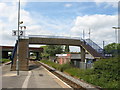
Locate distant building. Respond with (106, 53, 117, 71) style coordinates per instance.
(56, 54, 71, 64)
(56, 53, 95, 65)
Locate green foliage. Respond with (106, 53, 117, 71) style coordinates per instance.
(65, 68, 84, 77)
(0, 59, 10, 63)
(64, 45, 70, 53)
(40, 60, 72, 72)
(40, 45, 64, 57)
(59, 63, 72, 72)
(104, 43, 120, 56)
(80, 57, 120, 88)
(40, 60, 61, 69)
(93, 57, 119, 80)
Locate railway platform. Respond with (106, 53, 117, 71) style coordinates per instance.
(2, 61, 71, 89)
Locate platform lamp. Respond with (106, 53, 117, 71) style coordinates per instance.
(16, 0, 21, 75)
(112, 26, 120, 43)
(112, 26, 120, 57)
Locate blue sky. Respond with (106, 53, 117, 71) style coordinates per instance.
(24, 2, 117, 17)
(0, 1, 118, 51)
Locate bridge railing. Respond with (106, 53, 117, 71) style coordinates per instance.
(20, 36, 29, 39)
(10, 40, 18, 64)
(29, 35, 82, 40)
(84, 39, 103, 54)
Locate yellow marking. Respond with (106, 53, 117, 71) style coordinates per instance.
(3, 73, 17, 77)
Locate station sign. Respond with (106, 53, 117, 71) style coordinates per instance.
(56, 54, 67, 56)
(12, 30, 24, 36)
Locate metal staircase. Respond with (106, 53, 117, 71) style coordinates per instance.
(10, 40, 18, 64)
(85, 39, 103, 54)
(81, 39, 104, 58)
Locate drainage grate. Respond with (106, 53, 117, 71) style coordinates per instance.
(39, 74, 43, 76)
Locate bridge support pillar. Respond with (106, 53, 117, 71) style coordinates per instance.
(80, 46, 85, 62)
(11, 39, 29, 71)
(36, 52, 40, 60)
(65, 45, 70, 53)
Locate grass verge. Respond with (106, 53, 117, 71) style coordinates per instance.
(0, 59, 11, 63)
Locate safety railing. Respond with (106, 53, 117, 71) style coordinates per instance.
(29, 35, 82, 40)
(10, 40, 18, 64)
(85, 39, 103, 54)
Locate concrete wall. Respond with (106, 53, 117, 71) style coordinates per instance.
(80, 46, 85, 62)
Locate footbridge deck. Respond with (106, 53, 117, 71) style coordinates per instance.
(29, 35, 83, 46)
(29, 35, 103, 58)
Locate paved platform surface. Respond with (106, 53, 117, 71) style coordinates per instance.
(2, 62, 70, 89)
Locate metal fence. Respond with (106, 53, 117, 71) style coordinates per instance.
(29, 35, 82, 40)
(85, 39, 103, 54)
(73, 61, 93, 69)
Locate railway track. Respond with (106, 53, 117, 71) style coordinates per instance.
(32, 61, 86, 90)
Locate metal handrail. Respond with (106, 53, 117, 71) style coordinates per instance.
(85, 39, 103, 54)
(29, 35, 82, 40)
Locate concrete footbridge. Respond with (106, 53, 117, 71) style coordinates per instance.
(29, 35, 103, 58)
(11, 35, 104, 71)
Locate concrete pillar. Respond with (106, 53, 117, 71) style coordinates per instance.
(36, 52, 39, 60)
(0, 47, 2, 60)
(11, 39, 29, 71)
(80, 46, 85, 62)
(65, 45, 70, 53)
(2, 51, 8, 59)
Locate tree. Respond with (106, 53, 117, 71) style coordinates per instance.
(40, 45, 64, 57)
(104, 43, 120, 56)
(40, 46, 50, 58)
(65, 45, 70, 53)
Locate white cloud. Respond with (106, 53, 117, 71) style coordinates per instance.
(92, 0, 119, 2)
(0, 1, 118, 52)
(0, 2, 41, 46)
(64, 3, 72, 8)
(95, 1, 118, 8)
(0, 2, 60, 46)
(70, 14, 118, 46)
(1, 0, 119, 2)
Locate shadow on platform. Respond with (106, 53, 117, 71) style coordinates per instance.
(29, 65, 40, 70)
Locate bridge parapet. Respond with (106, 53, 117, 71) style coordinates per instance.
(29, 35, 82, 40)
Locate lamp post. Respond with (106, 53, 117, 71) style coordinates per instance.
(83, 29, 85, 39)
(112, 26, 120, 43)
(16, 0, 20, 75)
(112, 26, 120, 57)
(103, 41, 105, 56)
(88, 28, 91, 40)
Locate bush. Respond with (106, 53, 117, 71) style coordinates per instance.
(65, 68, 82, 77)
(60, 63, 72, 72)
(40, 60, 72, 72)
(81, 57, 120, 88)
(40, 60, 61, 70)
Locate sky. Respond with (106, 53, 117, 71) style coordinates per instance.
(0, 0, 119, 52)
